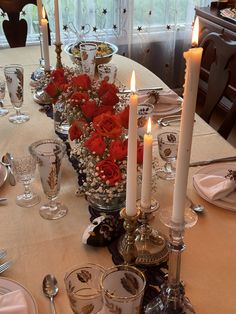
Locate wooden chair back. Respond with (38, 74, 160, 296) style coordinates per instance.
(0, 0, 51, 47)
(198, 32, 236, 139)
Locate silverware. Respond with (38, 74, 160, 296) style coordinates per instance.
(0, 249, 7, 260)
(187, 197, 205, 213)
(158, 118, 181, 127)
(0, 198, 7, 202)
(190, 156, 236, 167)
(0, 260, 13, 274)
(43, 274, 59, 314)
(119, 86, 163, 94)
(1, 153, 16, 186)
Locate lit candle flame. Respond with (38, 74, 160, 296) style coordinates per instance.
(192, 17, 199, 47)
(130, 70, 136, 93)
(42, 7, 46, 19)
(147, 117, 152, 134)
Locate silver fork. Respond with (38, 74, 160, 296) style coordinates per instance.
(0, 249, 7, 260)
(0, 260, 13, 274)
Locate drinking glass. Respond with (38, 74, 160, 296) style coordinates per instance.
(80, 43, 97, 78)
(4, 64, 29, 123)
(12, 155, 40, 208)
(0, 77, 9, 116)
(101, 265, 146, 314)
(156, 131, 179, 180)
(29, 139, 68, 220)
(64, 263, 105, 314)
(97, 63, 117, 83)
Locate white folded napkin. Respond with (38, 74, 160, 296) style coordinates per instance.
(0, 289, 28, 314)
(138, 90, 182, 111)
(193, 174, 236, 202)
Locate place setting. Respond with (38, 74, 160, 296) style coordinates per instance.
(1, 0, 236, 313)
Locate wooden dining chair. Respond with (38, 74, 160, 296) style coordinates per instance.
(0, 0, 51, 47)
(197, 32, 236, 139)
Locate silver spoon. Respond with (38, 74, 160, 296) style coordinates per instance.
(159, 118, 181, 127)
(191, 203, 205, 213)
(1, 154, 16, 186)
(187, 197, 205, 213)
(0, 198, 7, 202)
(42, 274, 59, 314)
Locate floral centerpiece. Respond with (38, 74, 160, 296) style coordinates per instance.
(44, 68, 143, 211)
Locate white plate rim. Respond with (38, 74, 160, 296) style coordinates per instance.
(193, 162, 236, 211)
(0, 165, 8, 188)
(0, 277, 38, 313)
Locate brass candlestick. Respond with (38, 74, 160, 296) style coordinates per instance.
(135, 199, 168, 266)
(54, 42, 63, 69)
(118, 208, 140, 265)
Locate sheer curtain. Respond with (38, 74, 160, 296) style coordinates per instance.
(0, 0, 211, 87)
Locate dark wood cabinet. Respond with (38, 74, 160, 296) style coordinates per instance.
(195, 6, 236, 112)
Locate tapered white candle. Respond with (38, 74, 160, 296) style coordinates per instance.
(172, 17, 203, 224)
(36, 0, 43, 25)
(126, 71, 138, 216)
(41, 8, 50, 71)
(141, 117, 153, 210)
(54, 0, 61, 44)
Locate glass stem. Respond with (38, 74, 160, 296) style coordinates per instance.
(23, 182, 33, 199)
(166, 227, 185, 309)
(165, 161, 174, 173)
(16, 108, 21, 116)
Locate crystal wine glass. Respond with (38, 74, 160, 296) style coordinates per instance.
(0, 77, 9, 116)
(12, 155, 40, 208)
(29, 139, 68, 220)
(4, 64, 29, 124)
(156, 131, 179, 180)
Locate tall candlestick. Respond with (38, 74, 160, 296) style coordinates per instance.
(54, 0, 61, 44)
(172, 17, 203, 224)
(41, 8, 50, 71)
(36, 0, 43, 26)
(141, 117, 153, 210)
(126, 71, 138, 216)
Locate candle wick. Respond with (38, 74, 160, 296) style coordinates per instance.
(191, 42, 198, 48)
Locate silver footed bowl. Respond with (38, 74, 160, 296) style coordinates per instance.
(64, 40, 118, 65)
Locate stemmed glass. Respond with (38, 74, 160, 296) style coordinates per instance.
(29, 139, 68, 220)
(156, 131, 179, 180)
(0, 77, 9, 116)
(12, 155, 40, 208)
(4, 64, 30, 124)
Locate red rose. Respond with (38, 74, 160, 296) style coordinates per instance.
(44, 82, 60, 99)
(70, 91, 89, 106)
(117, 106, 129, 129)
(100, 89, 120, 107)
(96, 158, 122, 186)
(84, 132, 106, 155)
(71, 74, 91, 90)
(69, 119, 88, 141)
(109, 139, 127, 161)
(93, 112, 122, 139)
(51, 68, 66, 84)
(98, 80, 118, 97)
(96, 105, 114, 116)
(81, 100, 97, 119)
(137, 141, 144, 164)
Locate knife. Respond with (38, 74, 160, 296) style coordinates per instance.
(119, 87, 163, 94)
(189, 156, 236, 167)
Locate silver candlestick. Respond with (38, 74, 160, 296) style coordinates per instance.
(145, 207, 198, 314)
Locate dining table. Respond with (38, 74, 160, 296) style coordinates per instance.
(0, 45, 236, 314)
